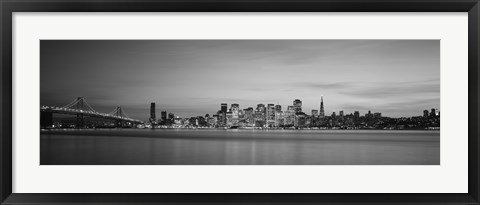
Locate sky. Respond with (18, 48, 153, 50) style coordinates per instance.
(40, 40, 440, 120)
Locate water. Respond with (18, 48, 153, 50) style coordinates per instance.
(40, 129, 440, 165)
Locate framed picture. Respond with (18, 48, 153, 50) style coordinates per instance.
(1, 0, 479, 204)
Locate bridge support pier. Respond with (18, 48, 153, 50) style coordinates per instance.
(76, 113, 84, 128)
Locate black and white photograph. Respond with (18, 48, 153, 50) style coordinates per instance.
(40, 40, 440, 165)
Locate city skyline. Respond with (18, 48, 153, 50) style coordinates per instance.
(147, 97, 439, 120)
(40, 40, 440, 120)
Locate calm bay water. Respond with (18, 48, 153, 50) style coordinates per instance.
(40, 129, 440, 165)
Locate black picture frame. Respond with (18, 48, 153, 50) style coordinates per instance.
(1, 0, 479, 204)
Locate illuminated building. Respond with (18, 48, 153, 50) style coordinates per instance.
(256, 104, 265, 113)
(174, 116, 182, 125)
(284, 106, 295, 126)
(267, 104, 275, 127)
(226, 111, 233, 127)
(216, 110, 225, 127)
(256, 104, 266, 125)
(231, 103, 239, 126)
(254, 110, 266, 127)
(210, 115, 218, 127)
(293, 99, 302, 113)
(294, 112, 307, 128)
(149, 102, 156, 124)
(244, 107, 254, 127)
(275, 111, 284, 127)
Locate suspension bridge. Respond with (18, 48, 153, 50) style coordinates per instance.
(40, 97, 143, 128)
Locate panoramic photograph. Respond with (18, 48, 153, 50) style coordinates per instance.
(40, 40, 440, 165)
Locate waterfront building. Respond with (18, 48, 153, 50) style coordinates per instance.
(284, 106, 295, 126)
(210, 115, 218, 127)
(197, 116, 207, 126)
(238, 109, 245, 122)
(294, 112, 307, 128)
(311, 109, 319, 127)
(216, 110, 225, 127)
(254, 110, 266, 127)
(189, 117, 197, 126)
(293, 99, 302, 113)
(275, 111, 284, 127)
(149, 102, 156, 124)
(267, 104, 275, 127)
(339, 110, 344, 117)
(226, 111, 233, 127)
(161, 111, 167, 122)
(163, 112, 173, 125)
(174, 116, 182, 125)
(244, 107, 254, 127)
(374, 112, 382, 118)
(256, 104, 266, 122)
(231, 103, 240, 126)
(430, 108, 436, 117)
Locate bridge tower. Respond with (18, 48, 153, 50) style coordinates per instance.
(62, 97, 96, 128)
(110, 106, 131, 128)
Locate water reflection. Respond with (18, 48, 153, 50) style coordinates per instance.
(40, 129, 440, 165)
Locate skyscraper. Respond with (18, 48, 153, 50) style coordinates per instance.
(221, 103, 228, 113)
(231, 103, 240, 126)
(149, 102, 156, 124)
(216, 110, 225, 127)
(161, 111, 167, 122)
(284, 106, 295, 126)
(319, 96, 325, 117)
(220, 103, 228, 126)
(267, 104, 275, 127)
(293, 99, 302, 113)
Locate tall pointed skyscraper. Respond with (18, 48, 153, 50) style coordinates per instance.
(319, 96, 325, 118)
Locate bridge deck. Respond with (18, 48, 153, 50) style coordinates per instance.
(40, 106, 143, 123)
